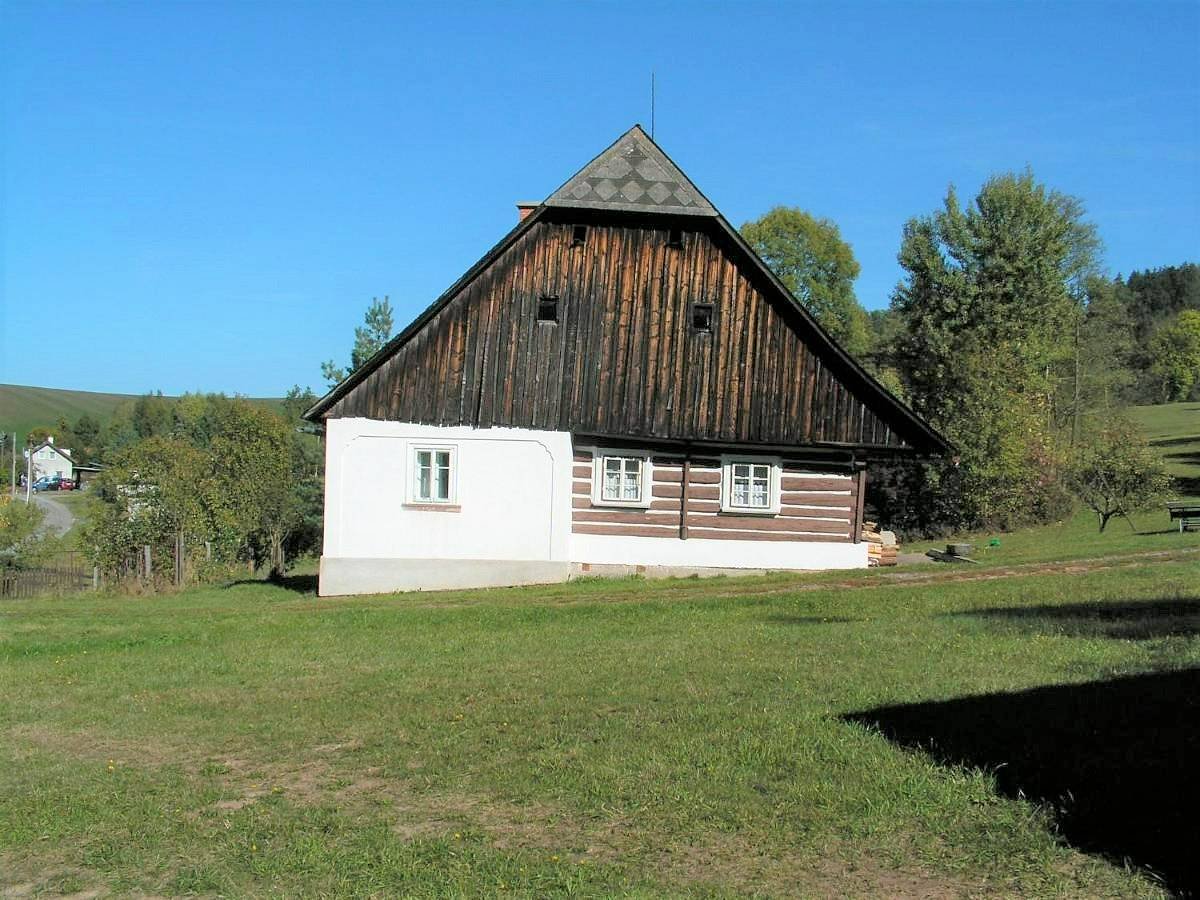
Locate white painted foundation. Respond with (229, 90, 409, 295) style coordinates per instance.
(568, 533, 867, 571)
(319, 419, 867, 596)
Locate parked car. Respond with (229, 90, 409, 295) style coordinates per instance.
(58, 478, 75, 491)
(32, 475, 64, 492)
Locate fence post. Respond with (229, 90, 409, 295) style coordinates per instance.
(143, 545, 152, 581)
(93, 566, 100, 591)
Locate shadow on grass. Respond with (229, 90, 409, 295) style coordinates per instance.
(1150, 435, 1200, 449)
(846, 668, 1200, 896)
(956, 596, 1200, 640)
(225, 574, 318, 594)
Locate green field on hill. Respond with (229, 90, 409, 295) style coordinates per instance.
(1128, 401, 1200, 498)
(0, 384, 284, 448)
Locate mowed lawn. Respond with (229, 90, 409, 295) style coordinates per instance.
(2, 546, 1199, 898)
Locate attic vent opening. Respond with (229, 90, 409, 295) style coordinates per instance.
(668, 227, 683, 248)
(572, 225, 587, 246)
(691, 302, 714, 334)
(537, 296, 560, 324)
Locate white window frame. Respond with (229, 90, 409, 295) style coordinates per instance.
(720, 455, 781, 515)
(407, 443, 458, 505)
(589, 448, 653, 509)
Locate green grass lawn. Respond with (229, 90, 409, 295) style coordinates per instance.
(3, 550, 1197, 897)
(911, 503, 1200, 568)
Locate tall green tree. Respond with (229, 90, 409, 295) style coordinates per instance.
(888, 170, 1100, 530)
(1054, 275, 1137, 444)
(321, 296, 395, 387)
(740, 207, 869, 354)
(1148, 310, 1200, 402)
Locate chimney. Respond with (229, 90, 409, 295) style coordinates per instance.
(48, 436, 54, 444)
(516, 201, 539, 222)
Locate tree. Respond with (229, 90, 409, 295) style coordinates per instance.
(1066, 417, 1171, 532)
(0, 494, 48, 567)
(281, 385, 318, 423)
(1056, 275, 1136, 443)
(26, 426, 52, 447)
(207, 402, 295, 578)
(741, 208, 869, 354)
(85, 395, 321, 584)
(1148, 310, 1200, 402)
(321, 296, 395, 386)
(889, 170, 1100, 530)
(83, 436, 211, 580)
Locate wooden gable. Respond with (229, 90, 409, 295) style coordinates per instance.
(309, 128, 948, 456)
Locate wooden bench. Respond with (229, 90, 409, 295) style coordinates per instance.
(1166, 501, 1200, 533)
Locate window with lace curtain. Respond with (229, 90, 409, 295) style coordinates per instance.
(590, 450, 652, 508)
(720, 456, 780, 514)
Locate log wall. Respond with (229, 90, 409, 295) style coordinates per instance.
(326, 214, 918, 450)
(571, 445, 858, 543)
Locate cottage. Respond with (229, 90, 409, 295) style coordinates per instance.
(306, 126, 949, 596)
(28, 437, 74, 483)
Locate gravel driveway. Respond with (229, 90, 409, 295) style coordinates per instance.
(31, 494, 75, 537)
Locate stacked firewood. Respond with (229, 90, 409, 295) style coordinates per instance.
(862, 522, 899, 567)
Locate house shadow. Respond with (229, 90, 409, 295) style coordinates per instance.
(846, 668, 1200, 896)
(225, 573, 319, 594)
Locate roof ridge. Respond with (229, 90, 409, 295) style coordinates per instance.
(544, 124, 718, 217)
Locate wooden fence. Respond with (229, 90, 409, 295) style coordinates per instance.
(0, 551, 94, 598)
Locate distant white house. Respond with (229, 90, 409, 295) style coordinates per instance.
(28, 438, 74, 482)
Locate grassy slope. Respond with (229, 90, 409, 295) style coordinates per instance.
(0, 385, 136, 447)
(0, 383, 283, 448)
(1128, 400, 1200, 498)
(2, 555, 1197, 897)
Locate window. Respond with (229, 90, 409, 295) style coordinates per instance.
(537, 296, 560, 323)
(572, 225, 587, 246)
(667, 226, 683, 248)
(410, 445, 456, 504)
(691, 302, 714, 333)
(721, 457, 780, 514)
(591, 450, 652, 508)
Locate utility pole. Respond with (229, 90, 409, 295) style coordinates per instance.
(10, 433, 15, 499)
(24, 444, 32, 503)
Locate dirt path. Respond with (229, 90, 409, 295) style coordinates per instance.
(31, 494, 74, 537)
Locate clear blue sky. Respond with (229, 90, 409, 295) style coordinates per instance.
(3, 0, 1197, 397)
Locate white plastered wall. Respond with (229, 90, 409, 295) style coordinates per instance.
(568, 532, 867, 570)
(320, 419, 868, 595)
(320, 419, 574, 595)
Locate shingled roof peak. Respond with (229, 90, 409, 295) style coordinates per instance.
(544, 124, 718, 217)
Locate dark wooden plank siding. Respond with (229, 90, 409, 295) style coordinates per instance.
(326, 217, 914, 450)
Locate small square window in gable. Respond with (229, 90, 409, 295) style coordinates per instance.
(691, 302, 714, 333)
(572, 225, 587, 246)
(537, 296, 560, 324)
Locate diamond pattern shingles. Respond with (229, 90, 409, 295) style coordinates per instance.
(545, 125, 717, 217)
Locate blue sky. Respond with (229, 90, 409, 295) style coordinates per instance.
(3, 0, 1197, 397)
